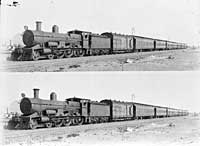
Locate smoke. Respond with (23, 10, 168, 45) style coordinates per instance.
(11, 33, 24, 47)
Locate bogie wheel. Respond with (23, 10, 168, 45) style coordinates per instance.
(63, 117, 71, 126)
(64, 49, 73, 58)
(45, 122, 53, 128)
(32, 51, 40, 61)
(47, 54, 55, 60)
(29, 124, 37, 130)
(99, 50, 103, 55)
(29, 121, 38, 130)
(90, 118, 95, 124)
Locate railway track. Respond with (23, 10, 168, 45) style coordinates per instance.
(1, 56, 86, 71)
(2, 117, 179, 145)
(1, 50, 179, 72)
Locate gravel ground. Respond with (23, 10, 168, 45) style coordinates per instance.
(1, 115, 200, 146)
(1, 48, 200, 72)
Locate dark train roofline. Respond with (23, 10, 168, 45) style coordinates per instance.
(66, 97, 108, 105)
(66, 97, 91, 102)
(102, 32, 185, 44)
(134, 35, 158, 40)
(101, 99, 172, 109)
(68, 29, 92, 34)
(102, 32, 162, 40)
(87, 98, 187, 111)
(101, 99, 188, 112)
(68, 30, 109, 38)
(102, 32, 133, 37)
(67, 30, 187, 46)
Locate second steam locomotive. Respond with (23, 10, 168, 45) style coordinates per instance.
(11, 21, 187, 61)
(8, 89, 188, 129)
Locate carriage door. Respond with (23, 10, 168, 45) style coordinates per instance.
(154, 41, 156, 51)
(133, 37, 136, 52)
(154, 108, 157, 118)
(166, 108, 168, 117)
(133, 105, 136, 119)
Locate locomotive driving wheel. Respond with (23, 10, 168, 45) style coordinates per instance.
(63, 117, 71, 126)
(64, 49, 73, 58)
(72, 50, 77, 57)
(56, 51, 65, 59)
(54, 119, 63, 127)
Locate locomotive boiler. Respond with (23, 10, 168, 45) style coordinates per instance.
(20, 89, 81, 115)
(23, 22, 70, 47)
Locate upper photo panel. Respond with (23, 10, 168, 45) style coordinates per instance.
(1, 0, 200, 72)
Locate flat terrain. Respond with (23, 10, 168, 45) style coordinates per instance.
(1, 48, 200, 71)
(1, 116, 200, 146)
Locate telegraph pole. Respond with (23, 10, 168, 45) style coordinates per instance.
(131, 93, 135, 102)
(131, 27, 135, 35)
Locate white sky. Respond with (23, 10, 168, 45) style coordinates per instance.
(0, 72, 200, 113)
(1, 0, 200, 45)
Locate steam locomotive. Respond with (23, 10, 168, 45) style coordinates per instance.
(11, 21, 187, 61)
(7, 89, 188, 129)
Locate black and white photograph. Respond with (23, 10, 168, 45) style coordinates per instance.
(1, 73, 200, 146)
(0, 0, 199, 71)
(0, 0, 200, 146)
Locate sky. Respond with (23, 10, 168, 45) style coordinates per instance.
(0, 72, 200, 113)
(0, 0, 200, 46)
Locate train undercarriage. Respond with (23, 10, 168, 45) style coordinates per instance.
(7, 115, 110, 130)
(10, 45, 182, 61)
(10, 47, 112, 61)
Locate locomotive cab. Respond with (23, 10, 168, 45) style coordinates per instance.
(68, 30, 91, 49)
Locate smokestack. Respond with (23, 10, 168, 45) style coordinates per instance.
(36, 21, 42, 31)
(24, 25, 28, 30)
(52, 25, 59, 33)
(33, 88, 40, 99)
(50, 92, 57, 101)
